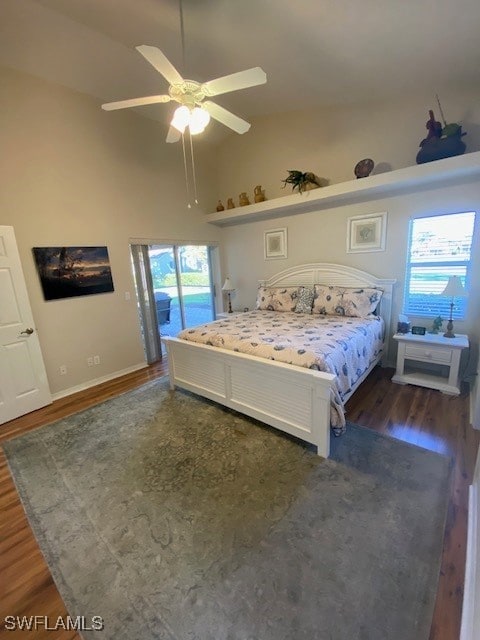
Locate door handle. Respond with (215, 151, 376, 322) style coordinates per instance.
(20, 328, 34, 336)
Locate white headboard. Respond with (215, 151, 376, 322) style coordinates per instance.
(259, 263, 396, 363)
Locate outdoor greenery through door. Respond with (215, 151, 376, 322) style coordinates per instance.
(131, 243, 216, 362)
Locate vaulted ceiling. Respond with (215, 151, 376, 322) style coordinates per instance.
(1, 0, 479, 135)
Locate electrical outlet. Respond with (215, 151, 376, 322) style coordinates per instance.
(94, 355, 100, 365)
(125, 291, 131, 301)
(87, 357, 94, 367)
(59, 365, 67, 375)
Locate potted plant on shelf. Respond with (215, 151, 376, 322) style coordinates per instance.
(281, 170, 323, 193)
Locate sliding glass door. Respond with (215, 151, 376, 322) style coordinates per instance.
(131, 243, 216, 361)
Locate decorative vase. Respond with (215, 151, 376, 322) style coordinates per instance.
(227, 198, 235, 209)
(254, 185, 266, 202)
(416, 109, 467, 164)
(416, 131, 466, 164)
(239, 192, 250, 206)
(216, 200, 224, 212)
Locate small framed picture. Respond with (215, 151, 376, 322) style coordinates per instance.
(264, 228, 288, 260)
(347, 212, 387, 253)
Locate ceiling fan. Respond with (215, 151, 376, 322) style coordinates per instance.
(101, 45, 267, 142)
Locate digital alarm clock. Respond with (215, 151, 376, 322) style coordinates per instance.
(411, 326, 426, 335)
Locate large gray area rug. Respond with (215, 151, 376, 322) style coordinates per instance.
(4, 378, 451, 640)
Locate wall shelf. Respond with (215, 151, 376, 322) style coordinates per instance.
(205, 151, 480, 226)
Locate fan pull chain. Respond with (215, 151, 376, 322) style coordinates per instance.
(188, 130, 199, 205)
(181, 133, 192, 208)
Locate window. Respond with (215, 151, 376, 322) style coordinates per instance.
(404, 211, 476, 319)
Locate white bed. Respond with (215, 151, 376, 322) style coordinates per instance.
(163, 263, 395, 458)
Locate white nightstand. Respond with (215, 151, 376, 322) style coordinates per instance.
(392, 332, 469, 395)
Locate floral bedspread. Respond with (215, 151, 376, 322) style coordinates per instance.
(178, 311, 384, 434)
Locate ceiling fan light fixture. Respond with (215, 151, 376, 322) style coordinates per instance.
(189, 107, 210, 135)
(171, 106, 211, 135)
(171, 105, 190, 133)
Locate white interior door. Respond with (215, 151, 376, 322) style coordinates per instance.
(0, 226, 52, 424)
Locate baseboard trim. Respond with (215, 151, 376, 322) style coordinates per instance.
(51, 363, 148, 401)
(461, 483, 479, 640)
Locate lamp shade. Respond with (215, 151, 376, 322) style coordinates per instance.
(441, 276, 466, 298)
(222, 277, 234, 292)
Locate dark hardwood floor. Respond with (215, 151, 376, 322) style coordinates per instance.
(0, 362, 478, 639)
(346, 367, 479, 640)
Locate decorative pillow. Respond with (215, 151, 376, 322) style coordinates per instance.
(294, 287, 315, 314)
(312, 285, 383, 317)
(255, 286, 300, 312)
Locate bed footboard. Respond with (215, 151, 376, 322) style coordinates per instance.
(162, 336, 336, 458)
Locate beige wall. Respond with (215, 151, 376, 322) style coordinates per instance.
(213, 91, 480, 370)
(213, 89, 480, 210)
(0, 65, 220, 395)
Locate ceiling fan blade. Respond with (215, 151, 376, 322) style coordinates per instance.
(201, 67, 267, 97)
(203, 101, 251, 134)
(136, 45, 184, 86)
(166, 126, 181, 143)
(102, 95, 171, 111)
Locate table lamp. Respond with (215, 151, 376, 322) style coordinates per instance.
(222, 277, 235, 313)
(441, 276, 466, 338)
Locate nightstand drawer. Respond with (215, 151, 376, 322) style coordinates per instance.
(404, 344, 452, 364)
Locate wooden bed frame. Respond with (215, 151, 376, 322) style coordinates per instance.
(163, 263, 395, 458)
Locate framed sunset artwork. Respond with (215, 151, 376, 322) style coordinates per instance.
(32, 246, 114, 300)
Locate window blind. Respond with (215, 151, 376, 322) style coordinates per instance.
(404, 211, 476, 319)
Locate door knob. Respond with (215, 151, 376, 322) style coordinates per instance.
(20, 328, 34, 335)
